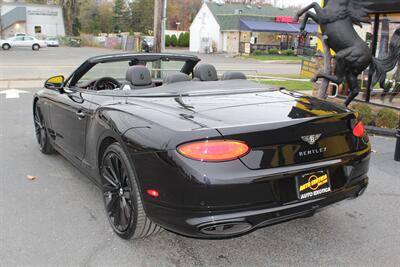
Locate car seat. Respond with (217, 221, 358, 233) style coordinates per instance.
(193, 64, 218, 81)
(164, 73, 191, 84)
(221, 71, 247, 80)
(123, 65, 154, 89)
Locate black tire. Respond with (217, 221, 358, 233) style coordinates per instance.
(32, 44, 40, 51)
(34, 104, 55, 154)
(2, 44, 11, 50)
(100, 143, 162, 240)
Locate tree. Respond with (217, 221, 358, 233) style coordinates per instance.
(183, 32, 190, 47)
(165, 34, 171, 47)
(129, 0, 154, 34)
(60, 0, 81, 36)
(178, 32, 189, 47)
(113, 0, 129, 33)
(167, 0, 202, 31)
(178, 32, 185, 47)
(170, 34, 178, 47)
(79, 0, 101, 34)
(99, 2, 113, 34)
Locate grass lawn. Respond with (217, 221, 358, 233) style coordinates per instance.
(263, 74, 304, 79)
(242, 55, 303, 62)
(259, 79, 313, 91)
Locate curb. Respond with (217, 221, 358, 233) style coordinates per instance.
(259, 60, 301, 64)
(365, 125, 397, 137)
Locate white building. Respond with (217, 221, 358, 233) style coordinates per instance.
(0, 1, 65, 38)
(189, 2, 301, 54)
(189, 3, 221, 54)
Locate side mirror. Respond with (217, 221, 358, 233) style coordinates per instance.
(45, 75, 65, 92)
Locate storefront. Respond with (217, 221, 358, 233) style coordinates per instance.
(364, 0, 400, 108)
(238, 18, 318, 54)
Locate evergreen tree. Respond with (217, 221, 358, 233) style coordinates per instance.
(129, 0, 154, 34)
(113, 0, 128, 33)
(178, 33, 185, 47)
(165, 35, 171, 47)
(183, 32, 190, 47)
(170, 35, 178, 47)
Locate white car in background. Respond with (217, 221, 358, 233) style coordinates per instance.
(0, 35, 47, 51)
(45, 37, 60, 47)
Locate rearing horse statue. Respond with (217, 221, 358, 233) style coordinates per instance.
(295, 0, 400, 106)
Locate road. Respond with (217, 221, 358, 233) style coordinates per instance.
(0, 88, 399, 266)
(0, 47, 301, 83)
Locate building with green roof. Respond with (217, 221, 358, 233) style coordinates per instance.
(189, 2, 317, 54)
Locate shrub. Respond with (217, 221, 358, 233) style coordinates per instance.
(183, 32, 190, 47)
(79, 35, 100, 48)
(178, 33, 185, 47)
(351, 103, 374, 125)
(375, 108, 399, 129)
(170, 34, 178, 47)
(58, 36, 70, 46)
(282, 49, 295, 56)
(253, 50, 268, 56)
(177, 32, 189, 47)
(268, 48, 279, 55)
(165, 35, 171, 47)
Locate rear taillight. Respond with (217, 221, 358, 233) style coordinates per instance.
(177, 140, 250, 162)
(353, 121, 365, 137)
(146, 189, 159, 198)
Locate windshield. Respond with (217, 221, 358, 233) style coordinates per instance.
(77, 59, 186, 85)
(78, 79, 273, 98)
(69, 54, 276, 97)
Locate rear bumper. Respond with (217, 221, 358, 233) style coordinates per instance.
(145, 176, 368, 239)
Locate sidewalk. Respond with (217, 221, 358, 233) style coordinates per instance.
(0, 79, 44, 89)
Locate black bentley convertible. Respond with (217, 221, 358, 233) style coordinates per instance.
(33, 53, 371, 239)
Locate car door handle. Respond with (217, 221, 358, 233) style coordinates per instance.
(76, 111, 86, 119)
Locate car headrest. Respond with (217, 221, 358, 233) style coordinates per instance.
(126, 66, 152, 86)
(164, 73, 191, 84)
(221, 71, 247, 80)
(193, 64, 218, 81)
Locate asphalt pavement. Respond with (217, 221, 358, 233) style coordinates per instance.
(0, 47, 301, 84)
(0, 88, 399, 266)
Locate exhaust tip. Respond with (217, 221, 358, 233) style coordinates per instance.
(199, 222, 252, 236)
(357, 186, 367, 197)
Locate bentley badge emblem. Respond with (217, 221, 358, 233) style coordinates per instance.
(301, 134, 322, 145)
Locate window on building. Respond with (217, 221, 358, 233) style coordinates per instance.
(34, 26, 42, 34)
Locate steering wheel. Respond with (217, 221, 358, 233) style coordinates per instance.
(93, 77, 120, 91)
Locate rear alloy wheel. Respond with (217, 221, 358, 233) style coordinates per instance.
(32, 44, 40, 51)
(34, 104, 55, 154)
(2, 44, 11, 50)
(101, 143, 162, 239)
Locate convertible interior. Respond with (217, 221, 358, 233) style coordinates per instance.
(76, 63, 248, 92)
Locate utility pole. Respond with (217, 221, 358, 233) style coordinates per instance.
(153, 0, 166, 53)
(0, 0, 3, 39)
(161, 0, 167, 53)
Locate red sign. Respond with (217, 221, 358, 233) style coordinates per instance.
(275, 16, 294, 23)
